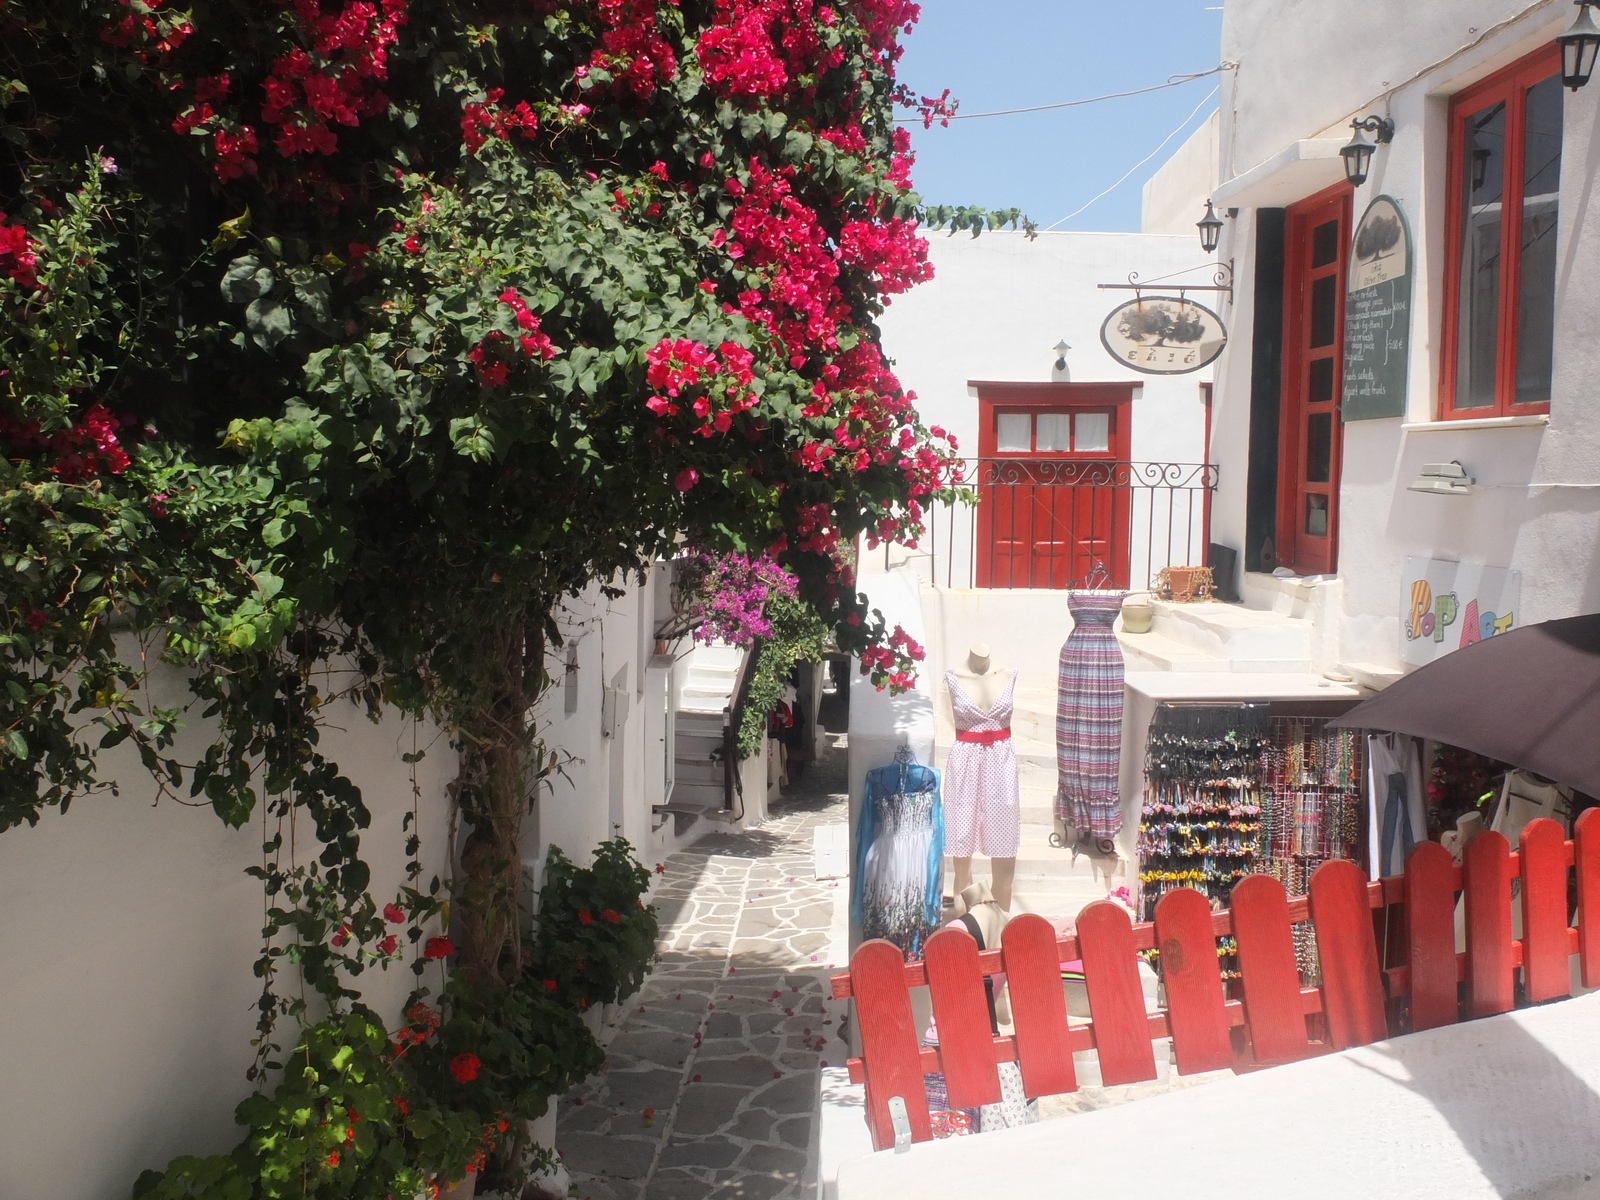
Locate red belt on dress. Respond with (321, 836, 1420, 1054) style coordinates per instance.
(955, 728, 1012, 745)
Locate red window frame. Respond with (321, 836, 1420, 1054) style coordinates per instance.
(1438, 44, 1562, 419)
(973, 382, 1134, 462)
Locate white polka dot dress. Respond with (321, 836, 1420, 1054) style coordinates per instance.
(944, 670, 1021, 858)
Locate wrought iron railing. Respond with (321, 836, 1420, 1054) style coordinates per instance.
(919, 459, 1219, 591)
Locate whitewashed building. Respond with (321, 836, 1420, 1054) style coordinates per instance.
(1188, 0, 1600, 683)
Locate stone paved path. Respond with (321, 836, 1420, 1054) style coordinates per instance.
(556, 741, 851, 1200)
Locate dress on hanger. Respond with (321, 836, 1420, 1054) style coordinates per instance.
(1056, 589, 1127, 847)
(853, 757, 945, 956)
(944, 670, 1020, 859)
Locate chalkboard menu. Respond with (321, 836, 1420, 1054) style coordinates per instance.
(1342, 195, 1412, 421)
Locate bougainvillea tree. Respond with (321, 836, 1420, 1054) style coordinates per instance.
(0, 0, 1020, 1187)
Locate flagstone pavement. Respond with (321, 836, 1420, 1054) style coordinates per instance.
(555, 741, 853, 1200)
(553, 732, 1232, 1200)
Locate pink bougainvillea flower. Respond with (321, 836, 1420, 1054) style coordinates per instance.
(383, 902, 405, 923)
(378, 934, 398, 956)
(674, 467, 699, 492)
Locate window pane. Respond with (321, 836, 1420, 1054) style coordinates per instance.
(1073, 412, 1110, 453)
(1455, 100, 1506, 409)
(1309, 357, 1335, 403)
(1311, 220, 1340, 269)
(1516, 73, 1562, 405)
(1305, 412, 1332, 482)
(1310, 275, 1338, 348)
(1305, 493, 1330, 538)
(996, 412, 1031, 452)
(1035, 413, 1072, 452)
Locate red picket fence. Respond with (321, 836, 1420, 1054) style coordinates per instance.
(831, 812, 1600, 1152)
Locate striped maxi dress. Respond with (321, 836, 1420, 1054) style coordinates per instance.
(1056, 590, 1127, 841)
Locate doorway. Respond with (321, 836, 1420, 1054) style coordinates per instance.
(1276, 184, 1351, 577)
(974, 382, 1135, 589)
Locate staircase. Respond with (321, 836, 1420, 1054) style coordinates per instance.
(1117, 598, 1317, 674)
(650, 642, 744, 854)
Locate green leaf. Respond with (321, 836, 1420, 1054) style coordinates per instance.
(245, 296, 293, 350)
(4, 730, 27, 760)
(221, 256, 272, 304)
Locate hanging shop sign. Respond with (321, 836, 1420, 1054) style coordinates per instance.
(1342, 195, 1413, 421)
(1400, 557, 1521, 667)
(1099, 295, 1227, 376)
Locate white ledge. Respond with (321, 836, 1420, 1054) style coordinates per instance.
(1402, 415, 1550, 432)
(1212, 138, 1348, 209)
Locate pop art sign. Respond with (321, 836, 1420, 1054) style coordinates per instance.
(1400, 558, 1521, 667)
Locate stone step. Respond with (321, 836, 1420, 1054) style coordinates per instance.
(1116, 629, 1226, 672)
(1148, 598, 1314, 665)
(674, 756, 722, 785)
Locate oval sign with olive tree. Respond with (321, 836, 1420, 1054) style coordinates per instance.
(1099, 295, 1228, 375)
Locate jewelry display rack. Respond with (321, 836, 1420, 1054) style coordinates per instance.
(1258, 716, 1365, 982)
(1136, 702, 1272, 979)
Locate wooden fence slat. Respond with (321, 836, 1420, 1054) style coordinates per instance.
(1000, 913, 1078, 1098)
(1076, 900, 1158, 1086)
(1309, 860, 1388, 1049)
(850, 939, 931, 1149)
(1230, 874, 1311, 1065)
(1153, 887, 1233, 1075)
(1576, 809, 1600, 988)
(1520, 818, 1572, 1004)
(1464, 830, 1515, 1018)
(1404, 840, 1460, 1032)
(922, 926, 1002, 1109)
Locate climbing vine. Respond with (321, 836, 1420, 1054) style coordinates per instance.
(0, 0, 1019, 1191)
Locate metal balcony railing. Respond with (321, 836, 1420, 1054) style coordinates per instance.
(917, 459, 1219, 591)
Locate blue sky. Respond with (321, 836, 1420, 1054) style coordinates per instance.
(895, 0, 1226, 233)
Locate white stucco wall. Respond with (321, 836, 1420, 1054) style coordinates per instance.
(1218, 0, 1567, 183)
(874, 230, 1216, 588)
(1200, 0, 1600, 674)
(0, 574, 667, 1200)
(0, 682, 456, 1200)
(1142, 112, 1220, 236)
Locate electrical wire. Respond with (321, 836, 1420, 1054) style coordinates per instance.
(893, 65, 1231, 124)
(1043, 85, 1219, 230)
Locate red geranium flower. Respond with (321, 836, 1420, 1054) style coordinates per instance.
(600, 908, 620, 924)
(578, 909, 593, 926)
(450, 1052, 481, 1083)
(423, 936, 454, 959)
(543, 979, 558, 992)
(383, 902, 405, 923)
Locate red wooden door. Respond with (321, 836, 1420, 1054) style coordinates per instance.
(1277, 185, 1352, 577)
(975, 384, 1133, 589)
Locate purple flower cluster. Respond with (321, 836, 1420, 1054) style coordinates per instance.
(684, 549, 798, 647)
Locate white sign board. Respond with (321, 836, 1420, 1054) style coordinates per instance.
(1400, 557, 1521, 667)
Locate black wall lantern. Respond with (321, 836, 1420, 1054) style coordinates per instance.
(1340, 115, 1395, 188)
(1197, 200, 1224, 254)
(1560, 0, 1600, 90)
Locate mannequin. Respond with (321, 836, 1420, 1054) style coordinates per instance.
(943, 643, 1020, 911)
(947, 881, 1012, 1026)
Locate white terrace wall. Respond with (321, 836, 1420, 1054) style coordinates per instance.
(0, 677, 456, 1200)
(1201, 0, 1600, 672)
(0, 572, 666, 1200)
